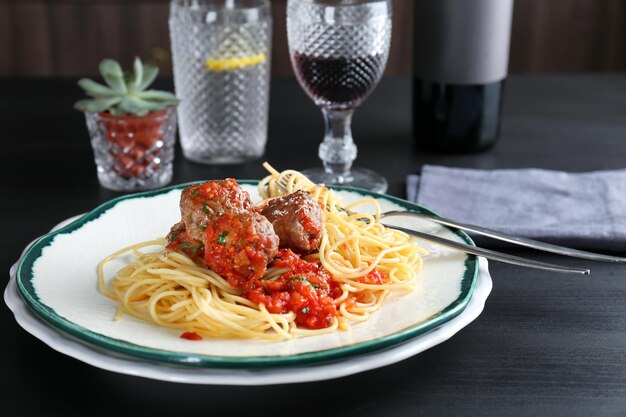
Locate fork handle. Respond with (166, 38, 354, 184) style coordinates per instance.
(383, 211, 626, 263)
(384, 224, 590, 275)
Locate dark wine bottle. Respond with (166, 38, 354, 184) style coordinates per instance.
(413, 79, 505, 153)
(412, 0, 513, 153)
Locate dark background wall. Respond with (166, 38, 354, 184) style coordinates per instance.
(0, 0, 624, 77)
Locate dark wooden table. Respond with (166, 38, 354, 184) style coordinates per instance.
(2, 74, 626, 416)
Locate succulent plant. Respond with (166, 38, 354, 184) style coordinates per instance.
(75, 58, 178, 116)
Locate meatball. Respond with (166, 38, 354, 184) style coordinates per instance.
(165, 222, 206, 265)
(180, 179, 252, 241)
(203, 211, 279, 292)
(260, 190, 323, 253)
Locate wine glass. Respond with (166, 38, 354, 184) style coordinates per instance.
(287, 0, 392, 193)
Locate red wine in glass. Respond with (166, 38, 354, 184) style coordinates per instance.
(293, 52, 387, 110)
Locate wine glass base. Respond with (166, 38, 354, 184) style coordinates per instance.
(301, 167, 388, 194)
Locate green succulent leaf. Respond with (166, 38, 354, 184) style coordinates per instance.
(137, 90, 179, 103)
(99, 59, 127, 94)
(99, 59, 123, 78)
(137, 64, 159, 91)
(133, 57, 143, 90)
(81, 97, 123, 113)
(118, 96, 166, 116)
(75, 58, 175, 115)
(108, 107, 126, 116)
(102, 72, 127, 94)
(89, 97, 123, 113)
(123, 72, 136, 94)
(77, 79, 117, 97)
(74, 99, 92, 112)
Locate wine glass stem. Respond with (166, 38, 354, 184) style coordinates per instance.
(319, 108, 357, 183)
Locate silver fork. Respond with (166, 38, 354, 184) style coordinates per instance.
(267, 175, 615, 274)
(381, 211, 626, 264)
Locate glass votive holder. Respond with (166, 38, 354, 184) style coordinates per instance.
(84, 107, 178, 191)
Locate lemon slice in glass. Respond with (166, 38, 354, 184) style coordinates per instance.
(206, 31, 268, 72)
(206, 53, 267, 72)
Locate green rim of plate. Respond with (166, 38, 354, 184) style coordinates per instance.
(16, 180, 478, 369)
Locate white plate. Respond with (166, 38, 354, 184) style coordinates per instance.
(6, 255, 491, 385)
(8, 182, 490, 379)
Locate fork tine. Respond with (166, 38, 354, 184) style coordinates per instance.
(276, 174, 290, 191)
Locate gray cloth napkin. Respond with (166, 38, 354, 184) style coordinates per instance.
(406, 165, 626, 251)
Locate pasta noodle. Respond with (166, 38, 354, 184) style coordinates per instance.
(98, 165, 427, 340)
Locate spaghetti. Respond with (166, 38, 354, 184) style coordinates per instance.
(98, 165, 427, 340)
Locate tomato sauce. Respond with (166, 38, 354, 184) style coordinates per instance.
(203, 212, 276, 291)
(298, 206, 323, 250)
(180, 331, 202, 341)
(358, 268, 389, 285)
(246, 249, 341, 329)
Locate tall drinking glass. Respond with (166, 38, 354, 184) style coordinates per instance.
(287, 0, 392, 192)
(170, 0, 272, 164)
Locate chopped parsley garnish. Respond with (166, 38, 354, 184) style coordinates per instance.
(189, 242, 204, 255)
(301, 307, 310, 314)
(217, 231, 229, 244)
(193, 189, 200, 199)
(202, 202, 209, 214)
(287, 276, 319, 288)
(180, 241, 204, 255)
(198, 225, 207, 232)
(168, 231, 179, 242)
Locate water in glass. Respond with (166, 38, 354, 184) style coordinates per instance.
(170, 0, 272, 164)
